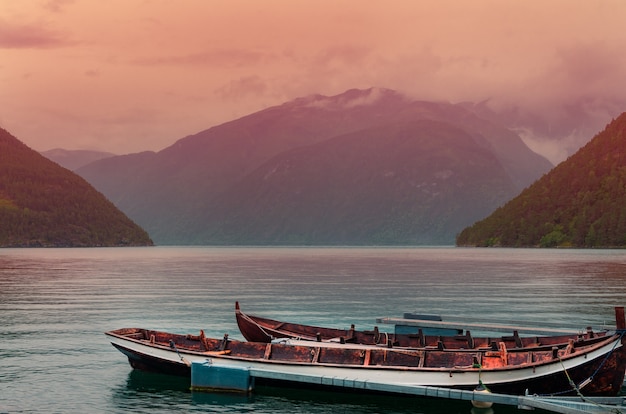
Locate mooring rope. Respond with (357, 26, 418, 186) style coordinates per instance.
(549, 331, 625, 413)
(585, 330, 626, 385)
(168, 339, 191, 366)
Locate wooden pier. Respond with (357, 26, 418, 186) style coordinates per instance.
(249, 369, 625, 413)
(191, 360, 626, 413)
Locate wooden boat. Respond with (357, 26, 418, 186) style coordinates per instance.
(105, 307, 626, 397)
(235, 302, 610, 350)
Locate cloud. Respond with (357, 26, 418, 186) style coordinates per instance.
(527, 41, 626, 111)
(0, 19, 73, 49)
(43, 0, 75, 13)
(132, 48, 268, 68)
(312, 44, 372, 68)
(4, 1, 626, 160)
(215, 76, 268, 101)
(555, 42, 623, 86)
(502, 41, 626, 150)
(301, 87, 403, 110)
(515, 127, 582, 166)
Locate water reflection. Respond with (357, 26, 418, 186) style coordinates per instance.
(111, 370, 523, 414)
(110, 371, 191, 413)
(191, 391, 255, 406)
(124, 369, 191, 393)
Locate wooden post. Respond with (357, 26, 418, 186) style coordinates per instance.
(615, 306, 625, 330)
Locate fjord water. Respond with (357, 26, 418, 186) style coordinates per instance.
(1, 247, 625, 413)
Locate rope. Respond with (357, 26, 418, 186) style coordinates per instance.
(168, 339, 191, 366)
(586, 330, 626, 382)
(558, 356, 587, 400)
(239, 312, 277, 340)
(547, 331, 625, 413)
(472, 361, 490, 392)
(545, 332, 624, 395)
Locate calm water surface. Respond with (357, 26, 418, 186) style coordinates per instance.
(1, 247, 625, 413)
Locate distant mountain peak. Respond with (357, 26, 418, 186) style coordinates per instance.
(41, 148, 116, 171)
(289, 87, 409, 111)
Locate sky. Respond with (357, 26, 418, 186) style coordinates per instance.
(2, 1, 626, 164)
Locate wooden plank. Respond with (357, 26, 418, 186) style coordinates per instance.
(245, 367, 626, 413)
(517, 396, 626, 414)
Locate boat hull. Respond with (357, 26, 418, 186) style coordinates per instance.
(234, 302, 609, 350)
(106, 329, 626, 397)
(111, 342, 192, 377)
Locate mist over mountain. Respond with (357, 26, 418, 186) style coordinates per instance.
(457, 113, 626, 247)
(465, 99, 620, 165)
(77, 88, 552, 245)
(41, 148, 116, 171)
(0, 128, 153, 247)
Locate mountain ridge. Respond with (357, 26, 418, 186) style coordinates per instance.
(41, 148, 116, 171)
(186, 119, 515, 245)
(76, 88, 553, 245)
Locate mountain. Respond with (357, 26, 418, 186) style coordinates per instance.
(456, 113, 626, 247)
(41, 148, 116, 171)
(77, 88, 552, 245)
(0, 128, 153, 247)
(189, 120, 517, 244)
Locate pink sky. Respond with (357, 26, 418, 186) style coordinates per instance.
(2, 1, 626, 163)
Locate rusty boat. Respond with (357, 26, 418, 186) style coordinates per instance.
(235, 302, 611, 351)
(106, 307, 626, 397)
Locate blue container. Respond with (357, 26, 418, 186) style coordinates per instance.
(191, 361, 254, 394)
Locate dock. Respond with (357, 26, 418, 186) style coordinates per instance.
(191, 360, 626, 413)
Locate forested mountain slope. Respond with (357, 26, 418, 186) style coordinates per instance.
(457, 113, 626, 247)
(0, 128, 153, 247)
